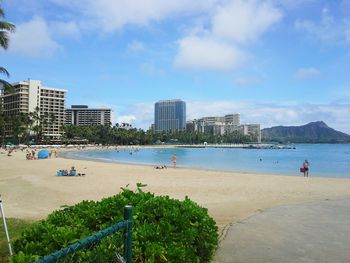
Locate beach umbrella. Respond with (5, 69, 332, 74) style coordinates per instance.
(38, 149, 49, 159)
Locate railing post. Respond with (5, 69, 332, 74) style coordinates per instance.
(0, 195, 13, 256)
(124, 205, 133, 263)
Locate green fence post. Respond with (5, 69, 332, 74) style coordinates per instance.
(124, 205, 133, 263)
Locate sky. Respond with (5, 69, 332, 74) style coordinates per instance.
(1, 0, 350, 133)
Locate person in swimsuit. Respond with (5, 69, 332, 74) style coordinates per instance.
(303, 160, 309, 177)
(172, 154, 177, 168)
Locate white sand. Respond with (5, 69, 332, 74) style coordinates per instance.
(1, 148, 350, 231)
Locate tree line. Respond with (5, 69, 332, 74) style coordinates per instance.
(1, 117, 257, 145)
(63, 124, 256, 145)
(0, 107, 56, 145)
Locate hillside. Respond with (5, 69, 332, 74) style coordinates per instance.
(261, 121, 350, 143)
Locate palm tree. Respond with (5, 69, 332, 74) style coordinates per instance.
(0, 2, 15, 90)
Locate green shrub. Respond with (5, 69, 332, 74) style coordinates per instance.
(10, 185, 218, 263)
(0, 218, 34, 261)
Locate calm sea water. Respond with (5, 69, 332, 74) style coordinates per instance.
(62, 144, 350, 178)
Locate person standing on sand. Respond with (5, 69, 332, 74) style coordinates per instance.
(172, 154, 177, 168)
(303, 160, 309, 177)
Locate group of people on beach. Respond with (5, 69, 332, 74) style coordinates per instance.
(25, 149, 58, 160)
(57, 166, 85, 176)
(25, 149, 36, 160)
(154, 165, 167, 169)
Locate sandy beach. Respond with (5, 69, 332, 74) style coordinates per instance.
(1, 148, 350, 232)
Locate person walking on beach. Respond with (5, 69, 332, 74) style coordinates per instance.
(303, 160, 309, 177)
(172, 154, 177, 168)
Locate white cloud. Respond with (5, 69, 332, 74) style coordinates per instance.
(8, 17, 61, 57)
(117, 115, 137, 124)
(74, 0, 217, 32)
(128, 41, 144, 52)
(174, 37, 246, 71)
(120, 103, 154, 129)
(43, 0, 221, 37)
(212, 0, 282, 44)
(187, 101, 247, 119)
(293, 67, 320, 80)
(175, 0, 283, 71)
(13, 1, 283, 70)
(45, 0, 282, 72)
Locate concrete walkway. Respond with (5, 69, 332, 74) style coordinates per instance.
(213, 199, 350, 263)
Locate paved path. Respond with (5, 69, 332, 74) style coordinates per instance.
(213, 199, 350, 263)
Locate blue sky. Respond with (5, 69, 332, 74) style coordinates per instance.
(1, 0, 350, 132)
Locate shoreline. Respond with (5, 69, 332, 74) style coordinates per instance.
(1, 148, 350, 233)
(59, 147, 348, 178)
(60, 151, 302, 178)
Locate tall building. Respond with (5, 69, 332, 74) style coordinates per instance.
(65, 105, 111, 126)
(0, 79, 66, 139)
(154, 99, 186, 132)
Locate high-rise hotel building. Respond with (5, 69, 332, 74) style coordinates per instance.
(0, 79, 66, 139)
(154, 99, 186, 132)
(65, 105, 111, 126)
(186, 113, 261, 142)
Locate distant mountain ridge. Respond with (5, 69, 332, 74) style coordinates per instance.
(261, 121, 350, 143)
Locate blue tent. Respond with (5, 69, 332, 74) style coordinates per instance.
(38, 149, 49, 159)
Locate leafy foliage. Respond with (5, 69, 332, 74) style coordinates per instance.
(1, 117, 255, 146)
(0, 218, 33, 261)
(11, 186, 218, 262)
(0, 107, 58, 145)
(62, 124, 255, 145)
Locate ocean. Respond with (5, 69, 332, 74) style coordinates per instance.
(62, 144, 350, 178)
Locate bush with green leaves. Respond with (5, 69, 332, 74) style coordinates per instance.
(11, 184, 218, 262)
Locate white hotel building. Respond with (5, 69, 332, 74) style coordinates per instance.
(187, 113, 261, 142)
(65, 105, 112, 126)
(0, 79, 66, 139)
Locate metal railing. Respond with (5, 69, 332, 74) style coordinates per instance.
(33, 205, 133, 263)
